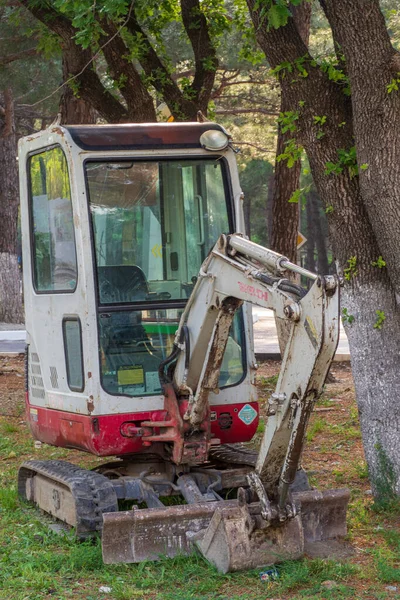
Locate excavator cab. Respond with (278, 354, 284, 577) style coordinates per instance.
(18, 123, 350, 572)
(19, 123, 257, 456)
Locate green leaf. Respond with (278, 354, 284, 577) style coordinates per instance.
(267, 3, 290, 29)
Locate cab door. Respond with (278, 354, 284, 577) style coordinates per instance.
(24, 145, 86, 417)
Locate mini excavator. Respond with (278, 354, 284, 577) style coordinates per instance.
(17, 122, 349, 572)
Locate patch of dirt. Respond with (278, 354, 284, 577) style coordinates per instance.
(0, 356, 25, 417)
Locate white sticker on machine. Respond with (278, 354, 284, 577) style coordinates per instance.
(238, 404, 257, 425)
(146, 371, 162, 394)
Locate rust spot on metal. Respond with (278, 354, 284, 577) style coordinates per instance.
(87, 396, 95, 413)
(51, 127, 64, 136)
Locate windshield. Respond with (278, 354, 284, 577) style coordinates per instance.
(85, 158, 245, 398)
(86, 159, 231, 304)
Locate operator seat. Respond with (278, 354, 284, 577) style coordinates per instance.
(97, 266, 161, 390)
(97, 265, 149, 304)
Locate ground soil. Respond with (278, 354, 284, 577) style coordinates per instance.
(0, 355, 25, 417)
(1, 356, 399, 599)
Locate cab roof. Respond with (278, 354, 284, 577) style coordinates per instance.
(65, 122, 227, 151)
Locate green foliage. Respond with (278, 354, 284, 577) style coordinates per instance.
(233, 0, 265, 65)
(325, 204, 334, 214)
(277, 110, 299, 133)
(254, 0, 311, 32)
(374, 309, 386, 330)
(371, 256, 386, 268)
(316, 55, 351, 95)
(288, 183, 311, 208)
(387, 73, 400, 93)
(277, 138, 303, 167)
(270, 54, 309, 79)
(342, 307, 355, 325)
(313, 114, 327, 139)
(67, 76, 81, 98)
(325, 146, 359, 178)
(343, 256, 358, 281)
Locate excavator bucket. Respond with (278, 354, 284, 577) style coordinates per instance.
(102, 488, 350, 571)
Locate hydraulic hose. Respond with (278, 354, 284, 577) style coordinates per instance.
(254, 272, 307, 300)
(158, 325, 190, 385)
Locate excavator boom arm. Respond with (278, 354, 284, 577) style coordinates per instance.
(172, 234, 340, 507)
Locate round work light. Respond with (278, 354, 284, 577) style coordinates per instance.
(199, 129, 230, 151)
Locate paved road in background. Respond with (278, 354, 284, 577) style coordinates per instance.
(252, 308, 349, 358)
(0, 328, 26, 354)
(0, 309, 350, 357)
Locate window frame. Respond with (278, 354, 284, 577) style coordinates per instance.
(62, 316, 85, 393)
(83, 154, 247, 398)
(27, 144, 78, 295)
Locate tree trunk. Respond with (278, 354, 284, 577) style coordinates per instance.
(270, 3, 312, 264)
(322, 0, 400, 299)
(266, 174, 274, 245)
(0, 89, 23, 323)
(243, 195, 251, 238)
(305, 194, 315, 272)
(309, 191, 329, 274)
(246, 1, 400, 495)
(271, 2, 312, 354)
(60, 51, 97, 124)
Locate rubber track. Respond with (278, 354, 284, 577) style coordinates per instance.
(18, 460, 118, 538)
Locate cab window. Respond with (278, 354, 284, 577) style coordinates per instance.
(29, 147, 77, 293)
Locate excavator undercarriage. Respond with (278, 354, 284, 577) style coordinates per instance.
(19, 449, 349, 572)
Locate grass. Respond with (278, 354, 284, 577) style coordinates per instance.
(306, 417, 326, 441)
(1, 362, 400, 599)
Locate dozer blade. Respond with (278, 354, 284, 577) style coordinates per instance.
(102, 488, 350, 571)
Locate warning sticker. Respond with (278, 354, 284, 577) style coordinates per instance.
(145, 371, 162, 394)
(238, 404, 257, 425)
(118, 365, 144, 386)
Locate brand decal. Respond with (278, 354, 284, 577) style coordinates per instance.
(238, 404, 258, 425)
(238, 282, 268, 302)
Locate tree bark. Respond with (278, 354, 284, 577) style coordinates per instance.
(246, 0, 400, 495)
(271, 2, 312, 354)
(60, 51, 97, 125)
(322, 0, 400, 300)
(270, 3, 312, 264)
(305, 194, 315, 272)
(310, 191, 329, 275)
(0, 89, 23, 323)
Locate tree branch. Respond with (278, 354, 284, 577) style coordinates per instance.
(99, 19, 156, 122)
(0, 47, 37, 65)
(215, 107, 278, 116)
(180, 0, 218, 111)
(17, 0, 129, 122)
(233, 141, 274, 153)
(125, 11, 195, 120)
